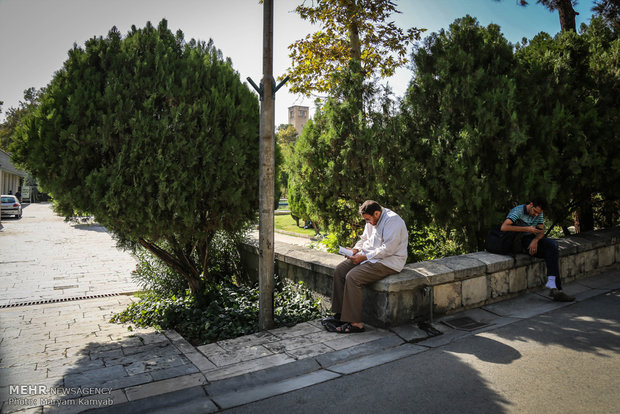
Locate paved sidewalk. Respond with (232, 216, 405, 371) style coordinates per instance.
(86, 269, 619, 414)
(0, 203, 139, 306)
(1, 203, 619, 413)
(0, 203, 385, 413)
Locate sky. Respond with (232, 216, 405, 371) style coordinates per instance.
(0, 0, 598, 126)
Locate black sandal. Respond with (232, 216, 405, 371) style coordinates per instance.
(321, 314, 344, 327)
(335, 322, 365, 334)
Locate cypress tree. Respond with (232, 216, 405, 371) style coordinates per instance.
(11, 20, 260, 300)
(401, 16, 526, 251)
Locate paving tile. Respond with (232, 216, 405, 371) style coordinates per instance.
(123, 354, 188, 376)
(0, 375, 63, 399)
(124, 372, 207, 401)
(95, 329, 145, 343)
(450, 307, 505, 324)
(85, 373, 153, 391)
(133, 332, 170, 346)
(262, 335, 321, 353)
(285, 342, 335, 360)
(296, 330, 342, 343)
(390, 324, 431, 342)
(1, 352, 63, 369)
(0, 371, 50, 388)
(415, 323, 471, 348)
(205, 358, 321, 396)
(1, 401, 45, 414)
(149, 363, 199, 381)
(64, 346, 97, 359)
(42, 343, 75, 354)
(319, 334, 403, 365)
(327, 343, 427, 375)
(305, 319, 324, 330)
(575, 271, 620, 290)
(215, 331, 279, 352)
(481, 292, 570, 319)
(63, 365, 127, 388)
(213, 369, 341, 409)
(51, 332, 100, 345)
(79, 342, 122, 355)
(207, 345, 274, 367)
(196, 342, 226, 357)
(320, 328, 388, 351)
(1, 345, 49, 361)
(0, 327, 21, 339)
(42, 389, 127, 414)
(44, 359, 106, 378)
(89, 348, 124, 361)
(120, 341, 178, 357)
(181, 351, 217, 373)
(572, 287, 610, 302)
(267, 322, 323, 340)
(161, 330, 197, 354)
(90, 386, 218, 414)
(205, 354, 296, 382)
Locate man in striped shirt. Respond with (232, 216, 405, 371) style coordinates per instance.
(501, 197, 575, 302)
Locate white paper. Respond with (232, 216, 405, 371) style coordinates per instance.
(338, 246, 354, 257)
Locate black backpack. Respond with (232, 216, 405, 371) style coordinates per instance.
(485, 224, 527, 255)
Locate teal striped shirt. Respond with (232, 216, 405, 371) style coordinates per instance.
(506, 204, 544, 227)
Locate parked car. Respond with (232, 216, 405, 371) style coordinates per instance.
(1, 195, 22, 218)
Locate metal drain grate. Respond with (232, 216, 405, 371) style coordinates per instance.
(0, 293, 128, 309)
(442, 316, 491, 332)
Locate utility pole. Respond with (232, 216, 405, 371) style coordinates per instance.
(258, 0, 275, 332)
(248, 0, 288, 331)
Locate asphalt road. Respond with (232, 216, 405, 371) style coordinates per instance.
(226, 288, 620, 414)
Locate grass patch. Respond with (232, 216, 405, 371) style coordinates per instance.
(274, 214, 318, 236)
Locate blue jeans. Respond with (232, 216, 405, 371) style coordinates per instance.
(522, 235, 561, 289)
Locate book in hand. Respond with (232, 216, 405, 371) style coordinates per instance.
(338, 246, 354, 257)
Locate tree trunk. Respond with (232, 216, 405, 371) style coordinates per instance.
(196, 232, 215, 280)
(138, 238, 205, 299)
(573, 201, 594, 233)
(349, 21, 362, 61)
(556, 0, 578, 31)
(347, 6, 364, 109)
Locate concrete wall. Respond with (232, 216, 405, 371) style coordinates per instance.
(240, 227, 620, 328)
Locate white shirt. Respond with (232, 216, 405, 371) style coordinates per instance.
(353, 207, 408, 272)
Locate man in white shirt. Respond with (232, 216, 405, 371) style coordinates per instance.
(326, 200, 408, 333)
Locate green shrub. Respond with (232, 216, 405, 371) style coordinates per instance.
(110, 276, 322, 345)
(316, 233, 340, 254)
(317, 225, 466, 263)
(131, 247, 188, 297)
(408, 226, 466, 262)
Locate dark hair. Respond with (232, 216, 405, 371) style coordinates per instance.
(530, 197, 548, 210)
(359, 200, 382, 215)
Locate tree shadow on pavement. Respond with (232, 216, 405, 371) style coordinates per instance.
(443, 335, 522, 364)
(1, 329, 197, 413)
(491, 290, 620, 357)
(225, 346, 512, 414)
(225, 292, 620, 414)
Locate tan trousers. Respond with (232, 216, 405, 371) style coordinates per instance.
(331, 260, 396, 323)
